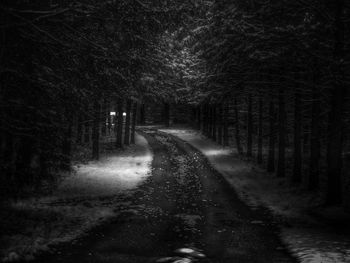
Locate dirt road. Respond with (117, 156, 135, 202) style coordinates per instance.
(36, 129, 295, 263)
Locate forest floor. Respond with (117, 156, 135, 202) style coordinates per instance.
(0, 134, 153, 262)
(159, 126, 350, 263)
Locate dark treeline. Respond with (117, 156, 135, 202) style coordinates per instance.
(190, 0, 349, 206)
(0, 0, 205, 197)
(1, 0, 349, 208)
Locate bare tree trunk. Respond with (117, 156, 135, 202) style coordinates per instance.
(212, 105, 217, 141)
(309, 84, 321, 189)
(208, 105, 212, 138)
(197, 106, 201, 130)
(116, 99, 123, 148)
(131, 102, 137, 144)
(303, 125, 309, 155)
(326, 0, 346, 204)
(218, 104, 223, 145)
(247, 93, 253, 157)
(223, 101, 229, 146)
(83, 114, 90, 144)
(140, 103, 146, 125)
(164, 102, 170, 127)
(101, 99, 107, 137)
(277, 86, 286, 177)
(3, 134, 20, 192)
(92, 99, 100, 160)
(76, 116, 83, 144)
(202, 105, 206, 134)
(267, 99, 276, 173)
(257, 95, 263, 164)
(204, 104, 209, 136)
(204, 104, 210, 137)
(293, 91, 302, 183)
(107, 100, 112, 135)
(192, 107, 196, 127)
(124, 99, 132, 145)
(62, 114, 73, 170)
(234, 97, 243, 154)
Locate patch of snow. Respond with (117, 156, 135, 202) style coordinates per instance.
(160, 127, 350, 263)
(1, 133, 153, 262)
(173, 258, 192, 263)
(55, 134, 153, 198)
(175, 248, 206, 259)
(282, 227, 350, 263)
(176, 248, 195, 254)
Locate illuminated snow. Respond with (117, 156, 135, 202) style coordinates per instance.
(282, 227, 350, 263)
(177, 248, 195, 254)
(56, 134, 153, 197)
(2, 133, 153, 262)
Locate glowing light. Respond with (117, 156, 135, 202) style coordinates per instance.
(123, 112, 126, 116)
(110, 112, 116, 116)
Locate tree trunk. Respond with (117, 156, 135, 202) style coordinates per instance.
(76, 116, 83, 144)
(303, 125, 309, 155)
(204, 104, 209, 136)
(293, 91, 302, 183)
(205, 106, 209, 136)
(208, 105, 212, 138)
(212, 105, 217, 141)
(197, 106, 201, 130)
(202, 105, 206, 134)
(116, 99, 123, 148)
(247, 93, 253, 157)
(234, 98, 243, 154)
(131, 102, 137, 144)
(257, 95, 263, 164)
(164, 102, 170, 127)
(101, 99, 107, 137)
(267, 99, 276, 173)
(326, 0, 346, 204)
(140, 103, 146, 125)
(124, 99, 132, 145)
(192, 107, 197, 127)
(223, 101, 229, 146)
(39, 143, 48, 184)
(3, 134, 20, 191)
(83, 117, 90, 144)
(277, 86, 286, 177)
(92, 99, 100, 160)
(218, 105, 223, 145)
(107, 101, 112, 135)
(62, 114, 73, 169)
(309, 85, 321, 189)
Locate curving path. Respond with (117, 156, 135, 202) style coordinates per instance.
(36, 128, 296, 263)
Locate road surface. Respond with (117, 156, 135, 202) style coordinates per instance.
(37, 128, 296, 263)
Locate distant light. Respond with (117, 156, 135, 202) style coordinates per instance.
(110, 112, 116, 116)
(123, 112, 126, 116)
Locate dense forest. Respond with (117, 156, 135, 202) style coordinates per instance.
(0, 0, 349, 208)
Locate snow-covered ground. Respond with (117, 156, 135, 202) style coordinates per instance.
(160, 127, 350, 263)
(1, 133, 153, 262)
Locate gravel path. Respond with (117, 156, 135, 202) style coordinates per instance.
(36, 129, 296, 263)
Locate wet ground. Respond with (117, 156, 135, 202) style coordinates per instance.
(36, 129, 296, 263)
